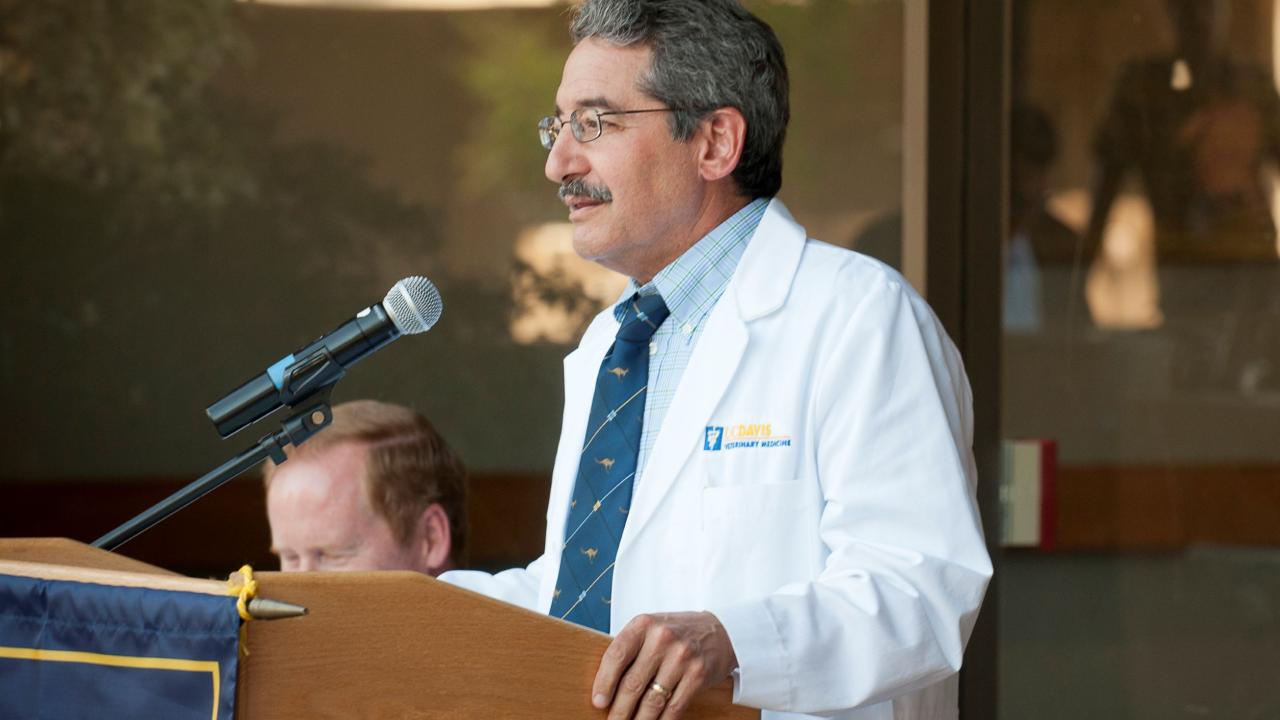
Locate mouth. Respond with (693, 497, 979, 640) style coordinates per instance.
(564, 196, 608, 218)
(558, 179, 612, 219)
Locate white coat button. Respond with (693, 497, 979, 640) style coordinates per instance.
(681, 323, 693, 335)
(649, 342, 657, 356)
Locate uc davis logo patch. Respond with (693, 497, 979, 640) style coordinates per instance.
(706, 422, 793, 451)
(704, 426, 724, 451)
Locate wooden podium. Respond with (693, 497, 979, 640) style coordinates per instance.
(0, 539, 757, 719)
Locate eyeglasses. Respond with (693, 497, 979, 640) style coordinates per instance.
(538, 108, 677, 150)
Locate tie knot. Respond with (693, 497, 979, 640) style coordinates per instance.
(616, 293, 670, 343)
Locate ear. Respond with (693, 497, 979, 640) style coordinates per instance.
(416, 503, 453, 575)
(694, 107, 747, 184)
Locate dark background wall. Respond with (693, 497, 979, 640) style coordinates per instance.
(0, 0, 904, 567)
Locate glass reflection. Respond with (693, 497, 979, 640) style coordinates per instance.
(1002, 0, 1280, 716)
(1086, 0, 1280, 394)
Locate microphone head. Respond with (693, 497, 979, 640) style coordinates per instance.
(383, 276, 443, 335)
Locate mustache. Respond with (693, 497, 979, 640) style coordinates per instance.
(558, 178, 613, 203)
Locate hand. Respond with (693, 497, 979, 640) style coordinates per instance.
(592, 611, 738, 720)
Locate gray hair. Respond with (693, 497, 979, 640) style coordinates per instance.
(570, 0, 789, 199)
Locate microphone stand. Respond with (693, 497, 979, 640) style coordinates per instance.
(92, 393, 334, 552)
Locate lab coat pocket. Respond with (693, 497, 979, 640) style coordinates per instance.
(700, 480, 822, 601)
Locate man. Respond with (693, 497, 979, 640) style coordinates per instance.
(442, 2, 991, 718)
(264, 400, 467, 575)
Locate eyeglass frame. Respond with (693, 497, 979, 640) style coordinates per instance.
(537, 107, 681, 150)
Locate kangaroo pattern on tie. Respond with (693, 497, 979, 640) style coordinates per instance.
(549, 292, 671, 631)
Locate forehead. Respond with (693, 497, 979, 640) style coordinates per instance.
(268, 442, 371, 511)
(555, 38, 654, 113)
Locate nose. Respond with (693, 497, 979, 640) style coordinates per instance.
(545, 127, 588, 186)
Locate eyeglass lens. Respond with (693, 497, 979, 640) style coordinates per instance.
(539, 109, 606, 150)
(538, 116, 558, 150)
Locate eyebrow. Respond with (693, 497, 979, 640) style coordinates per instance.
(554, 96, 618, 116)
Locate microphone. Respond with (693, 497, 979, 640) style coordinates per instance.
(206, 276, 442, 438)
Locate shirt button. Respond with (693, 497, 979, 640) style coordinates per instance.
(649, 342, 657, 356)
(681, 323, 693, 335)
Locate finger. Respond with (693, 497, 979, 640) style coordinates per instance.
(593, 616, 649, 709)
(657, 671, 700, 720)
(606, 643, 664, 720)
(637, 658, 684, 720)
(607, 623, 671, 720)
(632, 678, 676, 720)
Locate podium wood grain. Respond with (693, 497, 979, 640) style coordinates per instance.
(0, 537, 177, 575)
(0, 540, 757, 720)
(240, 571, 756, 720)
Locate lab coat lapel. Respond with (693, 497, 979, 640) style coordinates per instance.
(545, 313, 618, 581)
(619, 298, 748, 555)
(618, 199, 807, 555)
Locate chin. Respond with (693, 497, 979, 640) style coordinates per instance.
(571, 228, 614, 264)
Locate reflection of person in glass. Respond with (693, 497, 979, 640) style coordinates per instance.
(1086, 0, 1280, 391)
(1088, 0, 1280, 262)
(439, 1, 991, 719)
(1006, 104, 1087, 333)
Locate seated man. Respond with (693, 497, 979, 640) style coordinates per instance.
(263, 400, 467, 575)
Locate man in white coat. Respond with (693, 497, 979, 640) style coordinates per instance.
(440, 1, 992, 718)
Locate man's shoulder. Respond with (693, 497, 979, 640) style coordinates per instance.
(739, 200, 919, 319)
(790, 235, 920, 313)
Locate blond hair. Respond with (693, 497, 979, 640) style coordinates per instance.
(264, 400, 468, 562)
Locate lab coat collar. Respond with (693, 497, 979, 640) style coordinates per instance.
(730, 197, 806, 322)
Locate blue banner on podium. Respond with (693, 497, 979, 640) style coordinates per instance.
(0, 574, 240, 720)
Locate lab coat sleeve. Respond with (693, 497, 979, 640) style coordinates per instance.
(709, 269, 992, 713)
(437, 552, 547, 612)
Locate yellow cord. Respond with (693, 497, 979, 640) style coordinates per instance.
(226, 565, 258, 622)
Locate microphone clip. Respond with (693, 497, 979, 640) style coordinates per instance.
(279, 347, 346, 407)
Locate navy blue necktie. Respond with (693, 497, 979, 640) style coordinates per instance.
(550, 293, 670, 631)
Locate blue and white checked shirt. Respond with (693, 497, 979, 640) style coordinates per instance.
(612, 197, 769, 479)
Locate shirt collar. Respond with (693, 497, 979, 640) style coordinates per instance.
(613, 197, 770, 326)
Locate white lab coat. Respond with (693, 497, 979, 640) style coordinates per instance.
(442, 199, 992, 719)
